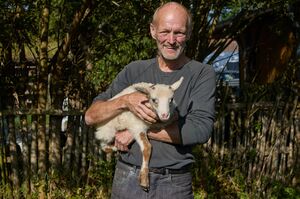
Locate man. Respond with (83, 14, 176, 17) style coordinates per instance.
(85, 2, 215, 198)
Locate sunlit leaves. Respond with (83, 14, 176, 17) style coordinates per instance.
(85, 1, 158, 91)
(86, 34, 155, 91)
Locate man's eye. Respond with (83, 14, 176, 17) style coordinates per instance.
(158, 31, 169, 36)
(175, 32, 186, 37)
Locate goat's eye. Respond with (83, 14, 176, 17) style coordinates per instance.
(151, 98, 158, 104)
(169, 98, 173, 104)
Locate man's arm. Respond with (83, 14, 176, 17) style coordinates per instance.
(114, 121, 181, 152)
(85, 92, 157, 126)
(148, 121, 181, 144)
(85, 98, 126, 126)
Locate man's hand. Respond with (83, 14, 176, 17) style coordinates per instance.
(147, 111, 181, 144)
(123, 92, 157, 124)
(115, 130, 134, 151)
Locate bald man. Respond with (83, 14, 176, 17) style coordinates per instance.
(85, 2, 216, 198)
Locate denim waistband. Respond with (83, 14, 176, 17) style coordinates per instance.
(118, 158, 191, 175)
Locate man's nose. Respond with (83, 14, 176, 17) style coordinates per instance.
(167, 33, 176, 44)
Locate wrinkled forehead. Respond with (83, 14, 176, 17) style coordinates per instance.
(152, 2, 191, 32)
(155, 7, 188, 25)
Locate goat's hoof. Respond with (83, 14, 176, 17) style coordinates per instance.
(139, 170, 149, 191)
(141, 186, 149, 192)
(139, 178, 149, 191)
(139, 180, 149, 192)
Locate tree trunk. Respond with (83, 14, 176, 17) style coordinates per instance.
(29, 115, 38, 196)
(7, 116, 20, 196)
(37, 1, 50, 198)
(0, 117, 9, 185)
(50, 0, 93, 180)
(20, 115, 31, 196)
(49, 116, 62, 169)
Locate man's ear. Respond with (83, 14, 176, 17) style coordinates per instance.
(150, 23, 156, 40)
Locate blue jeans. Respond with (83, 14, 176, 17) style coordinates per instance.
(111, 160, 194, 199)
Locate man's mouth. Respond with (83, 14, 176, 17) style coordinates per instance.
(164, 45, 177, 49)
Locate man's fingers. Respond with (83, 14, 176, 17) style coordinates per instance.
(126, 92, 157, 123)
(114, 138, 129, 151)
(115, 142, 128, 151)
(141, 102, 157, 118)
(143, 102, 153, 109)
(136, 105, 157, 123)
(114, 130, 134, 151)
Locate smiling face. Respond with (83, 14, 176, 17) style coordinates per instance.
(150, 3, 191, 61)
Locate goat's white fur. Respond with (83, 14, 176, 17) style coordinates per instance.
(95, 77, 183, 190)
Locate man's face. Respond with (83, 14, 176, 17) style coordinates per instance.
(151, 9, 189, 61)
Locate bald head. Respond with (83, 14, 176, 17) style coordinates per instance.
(152, 2, 192, 37)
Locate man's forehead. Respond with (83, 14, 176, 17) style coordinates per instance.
(157, 5, 187, 18)
(155, 11, 188, 28)
(153, 3, 188, 24)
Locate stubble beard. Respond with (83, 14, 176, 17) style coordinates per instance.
(158, 43, 186, 61)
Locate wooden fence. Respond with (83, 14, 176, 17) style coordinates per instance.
(0, 99, 299, 194)
(208, 99, 300, 188)
(0, 110, 97, 192)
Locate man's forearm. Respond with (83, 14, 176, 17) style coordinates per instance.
(85, 97, 127, 126)
(148, 121, 181, 144)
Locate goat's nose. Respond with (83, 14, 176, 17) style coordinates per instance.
(160, 113, 170, 121)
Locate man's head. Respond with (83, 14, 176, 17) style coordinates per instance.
(150, 2, 192, 61)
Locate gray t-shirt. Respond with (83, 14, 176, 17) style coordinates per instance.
(94, 58, 216, 169)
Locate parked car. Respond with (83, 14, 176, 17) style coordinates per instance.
(204, 51, 240, 88)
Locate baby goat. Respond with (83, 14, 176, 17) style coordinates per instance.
(94, 77, 184, 191)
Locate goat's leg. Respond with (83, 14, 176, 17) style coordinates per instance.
(136, 132, 152, 191)
(95, 126, 117, 160)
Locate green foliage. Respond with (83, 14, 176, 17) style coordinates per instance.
(86, 34, 155, 91)
(84, 1, 158, 92)
(0, 157, 116, 198)
(0, 183, 13, 198)
(219, 0, 243, 21)
(87, 156, 116, 193)
(191, 144, 300, 199)
(270, 181, 300, 199)
(192, 145, 250, 199)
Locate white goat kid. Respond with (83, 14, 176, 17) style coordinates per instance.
(94, 77, 184, 190)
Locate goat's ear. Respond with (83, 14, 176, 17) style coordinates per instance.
(135, 84, 153, 95)
(171, 77, 184, 91)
